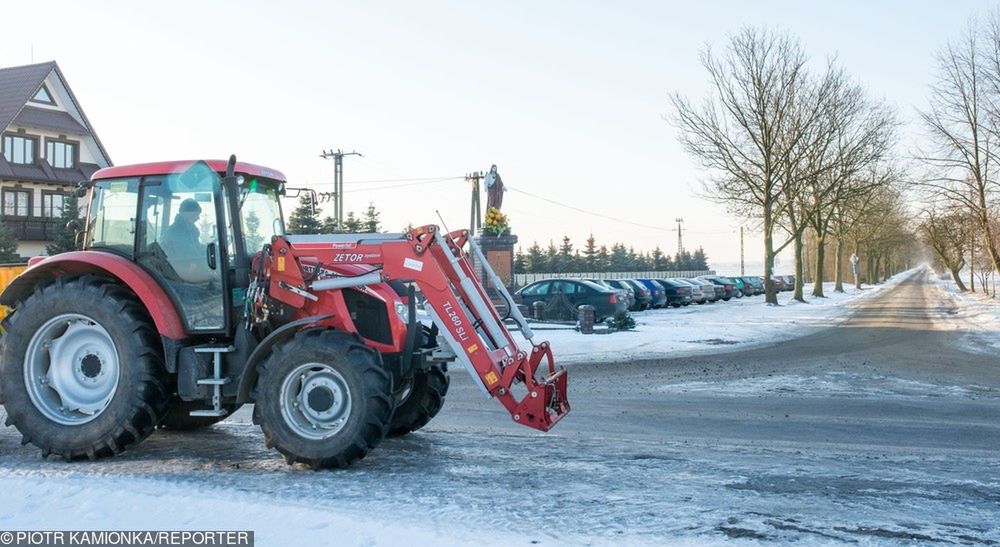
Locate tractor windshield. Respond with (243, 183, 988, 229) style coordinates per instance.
(238, 177, 284, 254)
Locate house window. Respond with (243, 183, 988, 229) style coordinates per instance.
(31, 84, 55, 105)
(42, 192, 66, 218)
(46, 140, 77, 169)
(2, 134, 37, 165)
(2, 188, 31, 217)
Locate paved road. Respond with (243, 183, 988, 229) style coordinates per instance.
(1, 268, 998, 544)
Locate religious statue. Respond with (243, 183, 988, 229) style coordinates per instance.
(485, 164, 506, 211)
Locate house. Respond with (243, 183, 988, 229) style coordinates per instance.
(0, 61, 111, 257)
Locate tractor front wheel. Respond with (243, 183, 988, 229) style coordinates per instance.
(254, 329, 393, 469)
(0, 275, 169, 460)
(387, 363, 449, 437)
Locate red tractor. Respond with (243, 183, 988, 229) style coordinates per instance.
(0, 157, 569, 468)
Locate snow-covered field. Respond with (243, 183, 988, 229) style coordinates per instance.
(935, 270, 1000, 353)
(526, 273, 911, 365)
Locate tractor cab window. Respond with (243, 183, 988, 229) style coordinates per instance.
(238, 178, 284, 256)
(88, 177, 140, 256)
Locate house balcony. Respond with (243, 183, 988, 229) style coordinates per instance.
(2, 217, 63, 241)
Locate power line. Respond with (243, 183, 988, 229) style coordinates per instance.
(344, 177, 457, 193)
(346, 175, 464, 185)
(506, 185, 678, 233)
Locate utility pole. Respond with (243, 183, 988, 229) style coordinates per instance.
(675, 218, 684, 254)
(319, 149, 363, 229)
(466, 171, 484, 234)
(740, 226, 745, 275)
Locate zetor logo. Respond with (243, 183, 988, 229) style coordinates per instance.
(441, 300, 469, 342)
(333, 253, 365, 262)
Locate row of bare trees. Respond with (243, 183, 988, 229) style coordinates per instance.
(918, 12, 1000, 294)
(671, 27, 912, 304)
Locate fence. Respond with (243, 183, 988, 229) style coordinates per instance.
(514, 270, 715, 286)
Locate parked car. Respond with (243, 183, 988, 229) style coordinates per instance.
(634, 279, 668, 309)
(674, 278, 706, 304)
(770, 276, 788, 292)
(729, 277, 747, 298)
(699, 275, 736, 301)
(515, 278, 626, 321)
(602, 279, 642, 311)
(655, 279, 693, 307)
(586, 278, 632, 309)
(739, 276, 764, 296)
(781, 275, 795, 291)
(687, 278, 721, 303)
(619, 279, 654, 310)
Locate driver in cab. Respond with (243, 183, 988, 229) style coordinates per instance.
(161, 198, 214, 283)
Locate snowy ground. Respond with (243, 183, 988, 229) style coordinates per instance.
(527, 275, 906, 364)
(934, 269, 1000, 353)
(1, 267, 997, 545)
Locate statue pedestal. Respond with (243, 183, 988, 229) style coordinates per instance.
(474, 232, 518, 291)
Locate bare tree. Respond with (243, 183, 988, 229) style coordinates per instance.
(919, 206, 970, 290)
(670, 27, 828, 304)
(917, 16, 1000, 275)
(804, 85, 898, 298)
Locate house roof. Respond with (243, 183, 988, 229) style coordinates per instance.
(0, 155, 100, 186)
(0, 61, 55, 134)
(14, 106, 88, 134)
(0, 61, 111, 165)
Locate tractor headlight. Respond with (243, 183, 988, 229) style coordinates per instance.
(395, 302, 410, 324)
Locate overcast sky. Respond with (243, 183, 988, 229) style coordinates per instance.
(0, 1, 993, 272)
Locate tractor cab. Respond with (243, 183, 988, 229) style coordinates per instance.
(84, 160, 286, 334)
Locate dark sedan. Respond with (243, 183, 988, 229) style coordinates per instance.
(634, 279, 668, 309)
(654, 279, 693, 307)
(603, 279, 646, 311)
(699, 275, 737, 301)
(617, 279, 654, 310)
(515, 279, 627, 321)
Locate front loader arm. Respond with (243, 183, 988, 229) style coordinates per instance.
(266, 226, 570, 432)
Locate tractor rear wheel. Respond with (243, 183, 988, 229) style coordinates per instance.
(387, 363, 449, 437)
(0, 275, 169, 460)
(254, 329, 393, 469)
(158, 399, 242, 430)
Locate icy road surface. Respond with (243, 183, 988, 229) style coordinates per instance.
(1, 267, 998, 545)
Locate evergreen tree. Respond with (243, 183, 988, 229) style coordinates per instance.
(342, 211, 364, 232)
(674, 250, 694, 270)
(544, 240, 558, 272)
(557, 235, 574, 272)
(513, 248, 526, 274)
(362, 202, 381, 233)
(651, 246, 667, 270)
(525, 242, 545, 273)
(320, 216, 339, 233)
(691, 247, 710, 270)
(0, 220, 18, 262)
(596, 245, 610, 272)
(287, 194, 321, 234)
(45, 194, 81, 255)
(609, 243, 630, 271)
(634, 250, 652, 271)
(582, 234, 598, 272)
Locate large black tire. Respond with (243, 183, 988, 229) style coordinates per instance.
(254, 329, 393, 469)
(158, 399, 242, 431)
(387, 363, 449, 437)
(0, 275, 170, 460)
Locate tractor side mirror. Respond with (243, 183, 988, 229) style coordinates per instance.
(74, 179, 92, 198)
